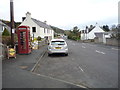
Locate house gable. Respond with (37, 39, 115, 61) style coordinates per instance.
(20, 12, 54, 40)
(88, 24, 105, 39)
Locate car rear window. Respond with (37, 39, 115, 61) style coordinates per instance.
(51, 41, 65, 45)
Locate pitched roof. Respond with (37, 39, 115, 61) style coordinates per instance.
(31, 18, 52, 30)
(0, 20, 6, 26)
(89, 25, 104, 33)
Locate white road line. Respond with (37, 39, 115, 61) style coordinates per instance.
(95, 50, 106, 55)
(72, 58, 75, 60)
(32, 72, 87, 88)
(82, 46, 86, 48)
(111, 48, 119, 50)
(78, 66, 84, 72)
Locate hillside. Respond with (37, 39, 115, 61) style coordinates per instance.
(0, 19, 21, 28)
(50, 25, 65, 34)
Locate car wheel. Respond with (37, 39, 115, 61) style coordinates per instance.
(48, 53, 51, 56)
(65, 53, 68, 56)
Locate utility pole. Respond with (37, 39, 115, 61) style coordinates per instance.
(10, 0, 15, 47)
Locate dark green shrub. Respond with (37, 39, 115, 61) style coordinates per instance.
(2, 28, 10, 36)
(37, 36, 41, 41)
(2, 36, 11, 45)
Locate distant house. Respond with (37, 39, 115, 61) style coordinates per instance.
(87, 24, 105, 39)
(20, 12, 54, 41)
(81, 23, 105, 40)
(0, 21, 4, 33)
(0, 20, 11, 33)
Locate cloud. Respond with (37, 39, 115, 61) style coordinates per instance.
(0, 0, 119, 29)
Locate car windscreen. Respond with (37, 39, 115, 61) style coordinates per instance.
(51, 41, 65, 45)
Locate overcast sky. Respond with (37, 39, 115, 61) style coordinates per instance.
(0, 0, 119, 30)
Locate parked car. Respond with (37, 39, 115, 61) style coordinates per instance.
(47, 39, 68, 56)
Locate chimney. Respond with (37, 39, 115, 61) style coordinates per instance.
(26, 12, 31, 18)
(22, 17, 26, 21)
(44, 21, 47, 24)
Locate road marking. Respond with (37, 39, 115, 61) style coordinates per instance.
(32, 72, 88, 88)
(72, 58, 75, 60)
(31, 51, 46, 72)
(95, 50, 106, 55)
(82, 46, 86, 48)
(111, 48, 119, 50)
(78, 66, 84, 72)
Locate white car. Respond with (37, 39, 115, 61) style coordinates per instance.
(48, 39, 68, 56)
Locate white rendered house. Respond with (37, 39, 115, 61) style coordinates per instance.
(87, 24, 105, 39)
(20, 12, 54, 41)
(81, 23, 105, 40)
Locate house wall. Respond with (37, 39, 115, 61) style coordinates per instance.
(81, 33, 88, 40)
(44, 28, 54, 41)
(20, 16, 44, 38)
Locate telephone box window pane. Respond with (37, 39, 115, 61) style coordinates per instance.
(32, 27, 36, 32)
(20, 31, 26, 49)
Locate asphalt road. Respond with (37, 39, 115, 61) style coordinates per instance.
(3, 46, 85, 88)
(34, 39, 118, 88)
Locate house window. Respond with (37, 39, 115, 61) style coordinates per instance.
(32, 27, 36, 33)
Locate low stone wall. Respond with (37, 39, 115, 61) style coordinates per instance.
(94, 38, 99, 43)
(106, 38, 119, 46)
(1, 44, 7, 60)
(81, 39, 94, 43)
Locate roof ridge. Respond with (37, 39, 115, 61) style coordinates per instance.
(31, 18, 52, 30)
(32, 18, 46, 24)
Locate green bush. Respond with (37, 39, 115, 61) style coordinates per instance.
(2, 28, 10, 36)
(37, 36, 41, 41)
(2, 36, 11, 45)
(68, 34, 80, 41)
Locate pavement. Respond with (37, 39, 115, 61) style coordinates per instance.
(2, 45, 85, 89)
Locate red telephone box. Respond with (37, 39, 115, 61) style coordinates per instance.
(17, 26, 31, 54)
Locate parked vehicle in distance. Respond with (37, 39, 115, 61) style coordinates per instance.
(47, 39, 68, 56)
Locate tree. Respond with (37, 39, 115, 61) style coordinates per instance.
(2, 28, 10, 36)
(88, 25, 95, 32)
(73, 26, 79, 34)
(68, 26, 80, 41)
(110, 24, 120, 39)
(102, 25, 110, 32)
